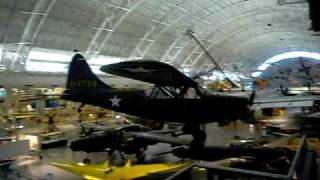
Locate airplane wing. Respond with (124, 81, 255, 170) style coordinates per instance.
(128, 132, 190, 146)
(100, 60, 198, 87)
(253, 95, 320, 108)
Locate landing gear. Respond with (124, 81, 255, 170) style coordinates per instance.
(190, 130, 207, 149)
(183, 124, 207, 149)
(83, 158, 91, 164)
(136, 146, 147, 163)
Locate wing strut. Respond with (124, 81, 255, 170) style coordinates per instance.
(185, 29, 238, 88)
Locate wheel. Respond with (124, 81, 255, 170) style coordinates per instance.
(136, 148, 146, 163)
(83, 158, 91, 164)
(190, 130, 207, 149)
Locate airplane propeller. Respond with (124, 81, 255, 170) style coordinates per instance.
(249, 90, 256, 106)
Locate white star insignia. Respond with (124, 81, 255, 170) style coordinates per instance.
(109, 95, 122, 107)
(124, 66, 158, 73)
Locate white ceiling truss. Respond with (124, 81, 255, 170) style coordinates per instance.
(0, 0, 318, 85)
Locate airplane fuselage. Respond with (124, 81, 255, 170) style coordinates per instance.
(63, 89, 249, 125)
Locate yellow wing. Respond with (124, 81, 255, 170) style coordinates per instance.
(50, 160, 190, 180)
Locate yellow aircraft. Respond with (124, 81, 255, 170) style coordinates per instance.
(50, 160, 189, 180)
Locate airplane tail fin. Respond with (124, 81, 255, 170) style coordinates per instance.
(66, 54, 112, 90)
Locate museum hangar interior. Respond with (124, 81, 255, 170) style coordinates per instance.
(0, 0, 320, 179)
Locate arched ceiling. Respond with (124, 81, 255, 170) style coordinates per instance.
(0, 0, 319, 79)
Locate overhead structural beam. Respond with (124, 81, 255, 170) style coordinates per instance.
(159, 26, 213, 65)
(193, 15, 309, 73)
(184, 39, 216, 68)
(186, 29, 237, 87)
(84, 2, 115, 59)
(181, 46, 201, 66)
(2, 0, 56, 72)
(131, 0, 214, 65)
(138, 16, 183, 56)
(130, 0, 195, 59)
(130, 26, 156, 57)
(177, 6, 307, 72)
(185, 29, 223, 72)
(85, 0, 144, 60)
(159, 0, 235, 67)
(217, 28, 318, 68)
(216, 32, 320, 76)
(278, 0, 307, 5)
(159, 39, 181, 63)
(130, 15, 183, 58)
(160, 28, 212, 66)
(0, 0, 20, 71)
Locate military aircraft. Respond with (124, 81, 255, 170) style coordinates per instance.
(298, 58, 314, 83)
(62, 54, 254, 146)
(156, 144, 289, 163)
(70, 122, 188, 161)
(50, 160, 189, 180)
(70, 120, 294, 166)
(266, 117, 320, 136)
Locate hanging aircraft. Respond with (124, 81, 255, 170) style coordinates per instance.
(50, 160, 189, 180)
(157, 143, 288, 161)
(70, 122, 188, 162)
(70, 120, 294, 165)
(265, 110, 320, 136)
(297, 57, 316, 84)
(156, 145, 291, 174)
(62, 54, 255, 147)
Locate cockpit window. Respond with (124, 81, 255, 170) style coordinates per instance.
(144, 86, 173, 99)
(144, 85, 203, 99)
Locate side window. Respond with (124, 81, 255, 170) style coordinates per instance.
(144, 86, 171, 99)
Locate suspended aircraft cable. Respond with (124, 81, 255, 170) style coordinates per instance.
(185, 29, 239, 88)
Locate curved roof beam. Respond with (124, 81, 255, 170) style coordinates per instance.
(84, 0, 144, 59)
(2, 0, 56, 71)
(227, 35, 320, 72)
(166, 6, 307, 68)
(191, 12, 313, 72)
(194, 31, 319, 74)
(221, 29, 319, 61)
(214, 31, 320, 75)
(131, 0, 245, 63)
(216, 23, 315, 64)
(129, 0, 211, 59)
(192, 26, 310, 72)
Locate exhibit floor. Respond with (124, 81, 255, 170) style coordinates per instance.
(0, 122, 258, 180)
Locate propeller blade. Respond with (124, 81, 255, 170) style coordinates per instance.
(249, 90, 256, 106)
